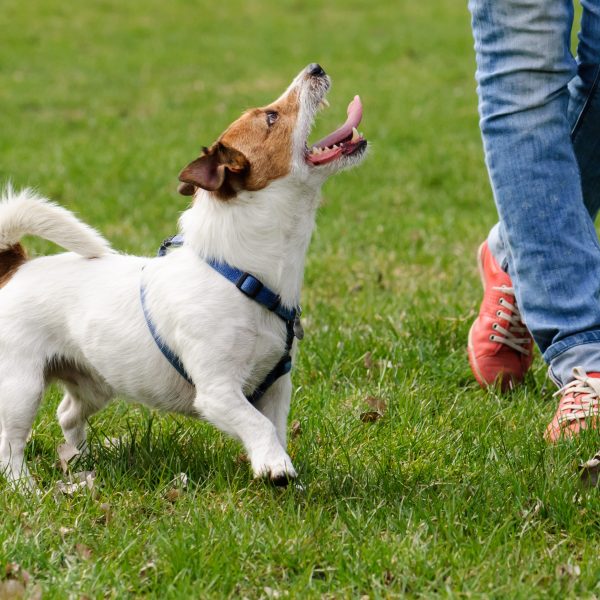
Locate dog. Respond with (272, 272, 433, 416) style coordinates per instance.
(0, 64, 367, 489)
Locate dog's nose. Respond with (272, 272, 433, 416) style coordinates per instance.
(307, 63, 325, 77)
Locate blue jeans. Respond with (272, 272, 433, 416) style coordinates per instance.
(469, 0, 600, 386)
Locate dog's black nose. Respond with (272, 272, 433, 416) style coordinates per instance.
(307, 63, 325, 77)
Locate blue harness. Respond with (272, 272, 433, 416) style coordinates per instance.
(140, 235, 302, 405)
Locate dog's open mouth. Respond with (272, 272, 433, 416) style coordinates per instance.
(307, 95, 366, 166)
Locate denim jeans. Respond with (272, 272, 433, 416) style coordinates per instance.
(469, 0, 600, 386)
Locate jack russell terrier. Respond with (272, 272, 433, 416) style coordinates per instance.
(0, 64, 367, 489)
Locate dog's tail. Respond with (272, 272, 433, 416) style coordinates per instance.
(0, 186, 112, 258)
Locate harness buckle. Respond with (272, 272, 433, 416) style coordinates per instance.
(236, 272, 263, 299)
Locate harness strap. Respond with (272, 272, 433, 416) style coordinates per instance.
(140, 235, 301, 405)
(246, 320, 295, 404)
(156, 235, 297, 323)
(140, 284, 194, 385)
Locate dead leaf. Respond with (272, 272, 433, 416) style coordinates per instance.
(55, 471, 95, 496)
(359, 411, 382, 423)
(98, 503, 112, 525)
(73, 471, 96, 490)
(0, 579, 26, 599)
(56, 481, 86, 496)
(59, 526, 73, 539)
(580, 452, 600, 487)
(363, 352, 373, 370)
(165, 488, 181, 503)
(75, 544, 92, 560)
(290, 420, 302, 438)
(139, 561, 156, 579)
(57, 443, 80, 473)
(365, 395, 386, 414)
(235, 453, 250, 465)
(0, 563, 35, 600)
(4, 564, 28, 585)
(555, 563, 580, 579)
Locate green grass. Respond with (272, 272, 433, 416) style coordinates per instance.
(1, 0, 599, 598)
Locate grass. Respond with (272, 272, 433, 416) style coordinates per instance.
(1, 0, 599, 597)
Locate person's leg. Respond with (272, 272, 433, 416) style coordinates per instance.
(469, 0, 600, 392)
(548, 0, 600, 385)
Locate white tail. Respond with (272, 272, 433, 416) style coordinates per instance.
(0, 186, 111, 258)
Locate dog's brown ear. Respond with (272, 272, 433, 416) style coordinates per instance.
(178, 143, 249, 194)
(177, 182, 197, 196)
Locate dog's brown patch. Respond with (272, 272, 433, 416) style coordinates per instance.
(179, 89, 300, 199)
(0, 243, 27, 288)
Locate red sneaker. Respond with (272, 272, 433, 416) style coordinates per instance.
(546, 367, 600, 442)
(468, 241, 534, 390)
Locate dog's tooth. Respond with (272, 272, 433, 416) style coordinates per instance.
(321, 98, 330, 108)
(351, 127, 360, 142)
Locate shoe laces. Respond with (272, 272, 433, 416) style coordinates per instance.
(554, 367, 600, 424)
(489, 285, 530, 355)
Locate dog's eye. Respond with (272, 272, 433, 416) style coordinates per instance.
(266, 111, 278, 127)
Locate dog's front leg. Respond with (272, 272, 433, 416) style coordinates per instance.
(253, 374, 292, 448)
(194, 384, 296, 485)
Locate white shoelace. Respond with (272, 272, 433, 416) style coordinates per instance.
(554, 367, 600, 425)
(489, 285, 530, 355)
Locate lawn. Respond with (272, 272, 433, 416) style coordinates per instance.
(1, 0, 599, 598)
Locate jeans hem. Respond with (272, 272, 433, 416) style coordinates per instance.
(543, 330, 600, 363)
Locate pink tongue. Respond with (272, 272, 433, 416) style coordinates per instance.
(312, 95, 363, 149)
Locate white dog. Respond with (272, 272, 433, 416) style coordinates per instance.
(0, 64, 367, 489)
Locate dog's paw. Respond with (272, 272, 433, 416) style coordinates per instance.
(251, 450, 297, 486)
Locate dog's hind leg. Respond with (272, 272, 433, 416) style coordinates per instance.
(0, 361, 44, 491)
(57, 379, 112, 453)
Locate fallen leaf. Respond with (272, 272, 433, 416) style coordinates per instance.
(139, 561, 156, 579)
(4, 564, 29, 586)
(75, 543, 92, 560)
(365, 395, 386, 414)
(73, 471, 96, 491)
(56, 481, 86, 496)
(98, 502, 112, 525)
(235, 453, 250, 465)
(363, 352, 373, 370)
(0, 579, 26, 599)
(59, 526, 73, 538)
(359, 411, 382, 423)
(290, 420, 302, 438)
(55, 472, 95, 497)
(165, 488, 181, 503)
(57, 443, 80, 473)
(580, 452, 600, 487)
(555, 563, 580, 579)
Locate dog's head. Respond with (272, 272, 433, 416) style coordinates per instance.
(178, 64, 367, 199)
